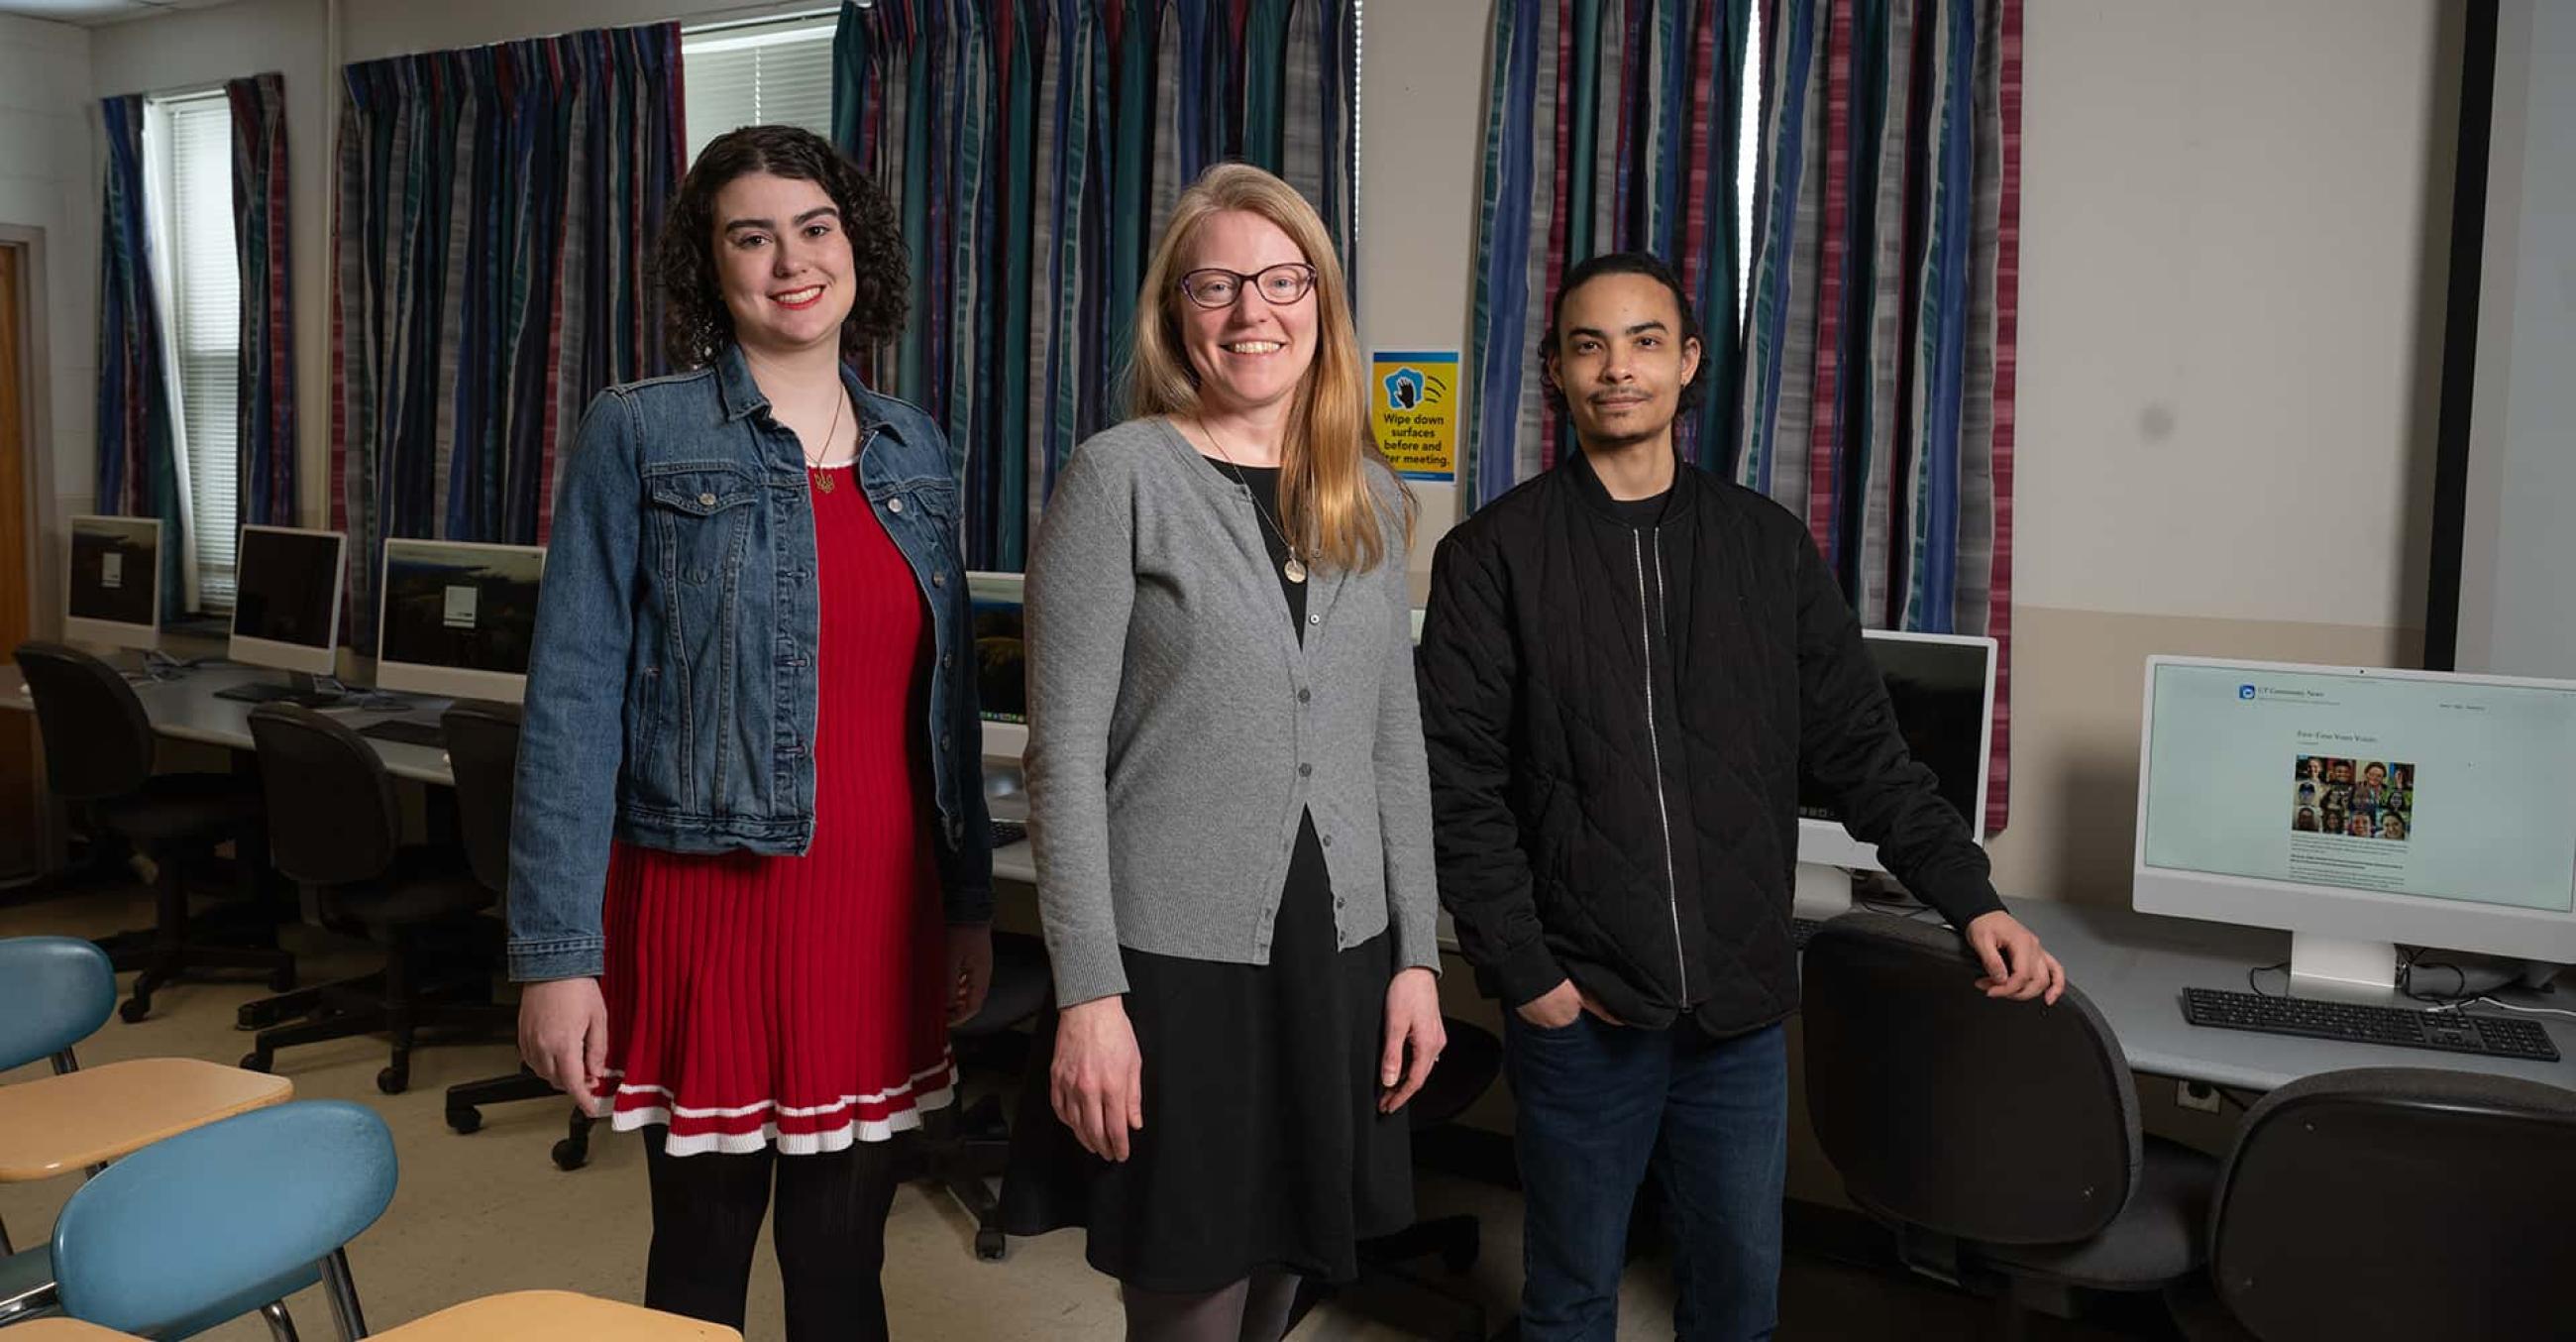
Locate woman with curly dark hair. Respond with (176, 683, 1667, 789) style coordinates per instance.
(507, 124, 994, 1341)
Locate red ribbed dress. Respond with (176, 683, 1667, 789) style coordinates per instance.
(596, 466, 955, 1157)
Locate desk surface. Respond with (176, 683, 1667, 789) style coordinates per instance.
(986, 838, 2574, 1094)
(3, 665, 456, 786)
(0, 1059, 292, 1181)
(1920, 899, 2576, 1092)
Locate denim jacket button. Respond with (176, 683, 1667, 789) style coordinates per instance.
(889, 497, 906, 513)
(698, 492, 716, 507)
(932, 573, 946, 588)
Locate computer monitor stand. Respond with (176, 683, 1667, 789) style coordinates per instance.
(1794, 862, 1857, 921)
(2288, 932, 2399, 1003)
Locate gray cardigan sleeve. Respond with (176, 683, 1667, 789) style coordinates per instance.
(1370, 480, 1443, 975)
(1021, 448, 1135, 1008)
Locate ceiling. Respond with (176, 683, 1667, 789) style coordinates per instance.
(0, 0, 245, 27)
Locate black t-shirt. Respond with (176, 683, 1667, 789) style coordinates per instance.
(1613, 489, 1672, 529)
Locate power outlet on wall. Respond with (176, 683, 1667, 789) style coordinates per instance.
(2177, 1080, 2222, 1114)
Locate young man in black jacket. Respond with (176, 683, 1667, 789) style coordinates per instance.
(1418, 253, 2064, 1340)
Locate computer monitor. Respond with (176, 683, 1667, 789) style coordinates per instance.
(373, 538, 547, 703)
(64, 514, 161, 652)
(968, 571, 1027, 763)
(2133, 656, 2576, 998)
(230, 525, 347, 678)
(1794, 630, 1997, 908)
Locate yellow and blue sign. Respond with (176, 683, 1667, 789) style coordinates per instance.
(1370, 350, 1458, 482)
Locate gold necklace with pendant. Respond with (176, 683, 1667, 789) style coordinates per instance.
(1200, 418, 1307, 584)
(807, 386, 849, 493)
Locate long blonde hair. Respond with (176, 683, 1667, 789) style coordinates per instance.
(1127, 164, 1412, 574)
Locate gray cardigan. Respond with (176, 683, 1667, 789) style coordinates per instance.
(1023, 416, 1441, 1007)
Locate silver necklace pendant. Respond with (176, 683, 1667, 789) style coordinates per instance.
(1283, 555, 1309, 585)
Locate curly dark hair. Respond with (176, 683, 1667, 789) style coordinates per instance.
(1541, 251, 1708, 416)
(656, 124, 909, 370)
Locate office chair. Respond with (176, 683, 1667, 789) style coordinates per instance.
(1297, 1015, 1506, 1342)
(14, 642, 294, 1020)
(236, 704, 512, 1093)
(1801, 914, 2215, 1340)
(2167, 1065, 2576, 1341)
(0, 937, 294, 1326)
(931, 930, 1053, 1260)
(436, 701, 597, 1172)
(46, 1100, 394, 1340)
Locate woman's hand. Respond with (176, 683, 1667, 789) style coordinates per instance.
(519, 976, 609, 1107)
(947, 923, 995, 1024)
(1050, 996, 1145, 1161)
(1378, 967, 1447, 1114)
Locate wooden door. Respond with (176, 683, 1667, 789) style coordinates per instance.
(0, 246, 40, 876)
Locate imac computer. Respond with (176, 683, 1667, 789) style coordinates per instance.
(64, 514, 162, 654)
(2134, 657, 2576, 999)
(1793, 629, 1997, 915)
(372, 538, 546, 704)
(219, 525, 348, 705)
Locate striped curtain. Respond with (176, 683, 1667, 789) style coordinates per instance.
(331, 23, 685, 650)
(227, 72, 295, 528)
(832, 0, 1360, 570)
(95, 93, 186, 613)
(1466, 0, 1759, 504)
(1467, 0, 2020, 833)
(1739, 0, 2020, 832)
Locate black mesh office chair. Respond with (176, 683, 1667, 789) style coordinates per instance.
(13, 641, 292, 1019)
(235, 703, 512, 1092)
(438, 701, 596, 1172)
(2168, 1066, 2576, 1341)
(1801, 914, 2215, 1339)
(934, 930, 1053, 1259)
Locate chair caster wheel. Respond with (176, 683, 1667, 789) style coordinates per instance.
(552, 1138, 590, 1172)
(119, 998, 151, 1024)
(975, 1229, 1007, 1262)
(447, 1107, 483, 1135)
(240, 1051, 270, 1072)
(377, 1065, 408, 1094)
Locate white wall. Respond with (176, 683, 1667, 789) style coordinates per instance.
(0, 13, 99, 558)
(2014, 0, 2450, 633)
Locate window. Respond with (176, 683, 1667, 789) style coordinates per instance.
(1737, 4, 1764, 330)
(682, 14, 838, 164)
(146, 92, 240, 610)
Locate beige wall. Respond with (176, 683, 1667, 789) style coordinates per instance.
(1989, 0, 2459, 904)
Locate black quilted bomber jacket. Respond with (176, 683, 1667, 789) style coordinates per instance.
(1416, 449, 2005, 1036)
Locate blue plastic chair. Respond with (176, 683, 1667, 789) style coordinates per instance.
(0, 936, 117, 1074)
(49, 1100, 398, 1340)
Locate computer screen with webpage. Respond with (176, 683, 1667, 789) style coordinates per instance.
(2141, 661, 2576, 915)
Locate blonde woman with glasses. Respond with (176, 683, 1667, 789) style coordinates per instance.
(1002, 163, 1444, 1342)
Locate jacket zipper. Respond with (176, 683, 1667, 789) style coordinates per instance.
(1633, 527, 1688, 1005)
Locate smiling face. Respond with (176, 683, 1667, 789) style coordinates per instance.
(1547, 271, 1704, 454)
(711, 170, 855, 358)
(1175, 209, 1320, 419)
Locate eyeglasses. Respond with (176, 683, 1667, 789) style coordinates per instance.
(1177, 264, 1318, 309)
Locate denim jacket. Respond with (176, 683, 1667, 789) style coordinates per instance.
(505, 344, 994, 982)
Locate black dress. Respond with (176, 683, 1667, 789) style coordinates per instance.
(999, 458, 1415, 1292)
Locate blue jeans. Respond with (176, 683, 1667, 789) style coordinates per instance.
(1506, 1013, 1788, 1341)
